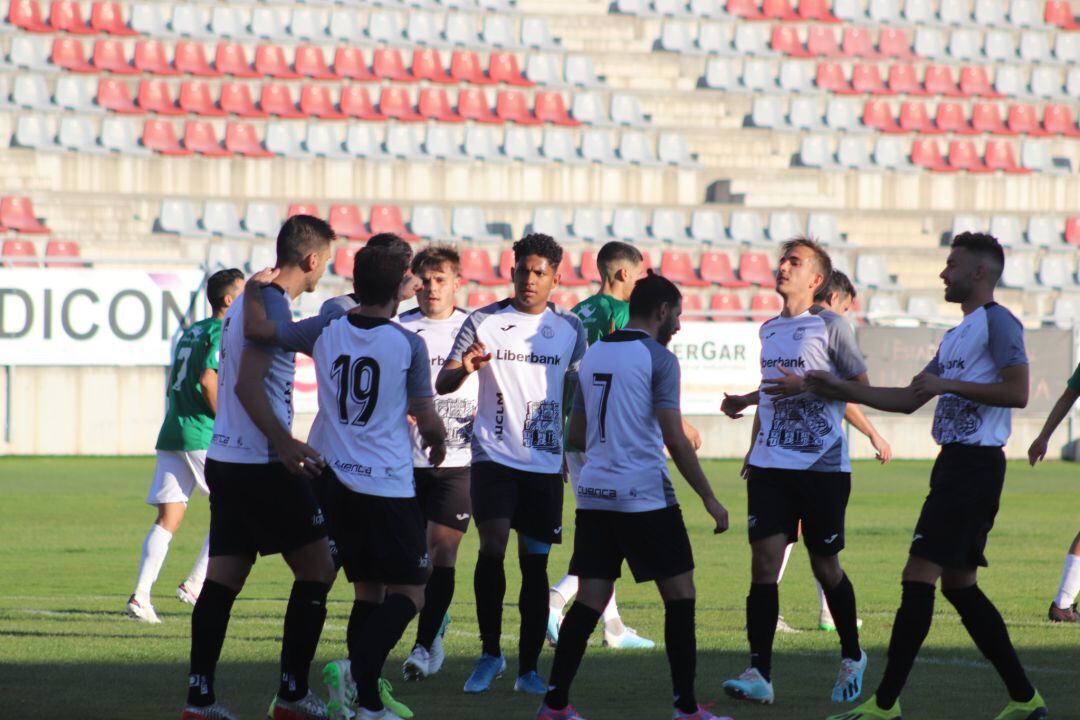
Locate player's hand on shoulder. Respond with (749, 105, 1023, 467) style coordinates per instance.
(761, 365, 805, 398)
(704, 496, 729, 535)
(1027, 436, 1048, 466)
(277, 437, 324, 479)
(463, 342, 493, 374)
(721, 392, 749, 419)
(248, 266, 279, 286)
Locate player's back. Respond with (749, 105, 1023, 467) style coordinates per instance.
(572, 293, 628, 345)
(310, 314, 431, 497)
(157, 317, 221, 451)
(576, 329, 680, 513)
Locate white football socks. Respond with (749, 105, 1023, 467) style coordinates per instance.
(134, 524, 172, 600)
(551, 574, 579, 610)
(817, 579, 830, 617)
(186, 534, 210, 588)
(1053, 554, 1080, 609)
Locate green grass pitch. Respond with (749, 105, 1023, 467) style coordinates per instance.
(0, 456, 1077, 720)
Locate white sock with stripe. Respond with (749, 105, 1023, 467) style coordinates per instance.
(134, 524, 172, 601)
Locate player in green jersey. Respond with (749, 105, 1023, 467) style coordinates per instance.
(125, 269, 244, 624)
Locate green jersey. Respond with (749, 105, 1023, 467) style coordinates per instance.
(155, 317, 222, 451)
(565, 294, 630, 451)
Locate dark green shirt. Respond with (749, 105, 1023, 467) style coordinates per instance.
(155, 318, 221, 451)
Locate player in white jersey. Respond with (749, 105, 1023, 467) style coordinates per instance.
(807, 232, 1047, 720)
(436, 233, 587, 696)
(396, 247, 480, 682)
(183, 216, 337, 720)
(537, 273, 732, 720)
(721, 238, 869, 707)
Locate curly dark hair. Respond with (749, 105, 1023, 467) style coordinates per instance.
(951, 231, 1004, 277)
(512, 233, 563, 269)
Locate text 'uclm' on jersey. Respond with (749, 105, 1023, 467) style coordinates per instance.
(761, 356, 807, 369)
(494, 349, 561, 365)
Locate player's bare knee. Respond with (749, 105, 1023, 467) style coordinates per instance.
(751, 552, 783, 583)
(658, 572, 696, 603)
(809, 554, 843, 588)
(901, 555, 943, 585)
(940, 567, 977, 591)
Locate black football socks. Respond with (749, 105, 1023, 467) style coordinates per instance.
(278, 581, 329, 701)
(350, 594, 419, 711)
(666, 598, 699, 716)
(416, 565, 455, 651)
(475, 552, 506, 658)
(823, 573, 862, 661)
(187, 580, 238, 706)
(518, 553, 550, 677)
(875, 580, 935, 709)
(746, 582, 779, 681)
(544, 602, 601, 710)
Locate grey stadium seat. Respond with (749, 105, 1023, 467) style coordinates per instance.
(8, 36, 52, 71)
(751, 96, 784, 129)
(807, 213, 841, 245)
(482, 16, 517, 48)
(12, 114, 55, 151)
(1037, 255, 1073, 289)
(951, 215, 986, 237)
(304, 123, 349, 159)
(658, 133, 695, 165)
(1026, 216, 1063, 247)
(385, 125, 425, 160)
(1030, 67, 1064, 98)
(452, 207, 502, 243)
(1054, 34, 1079, 64)
(833, 0, 867, 21)
(974, 0, 1007, 26)
(742, 59, 777, 93)
(994, 66, 1024, 98)
(210, 6, 248, 39)
(265, 122, 307, 158)
(868, 0, 899, 22)
(697, 23, 734, 55)
(525, 54, 562, 86)
(206, 243, 244, 273)
(581, 129, 620, 164)
(424, 124, 467, 162)
(11, 75, 51, 110)
(289, 8, 327, 41)
(571, 93, 609, 125)
(55, 76, 99, 113)
(565, 56, 604, 88)
(1052, 298, 1080, 329)
(251, 7, 290, 40)
(408, 13, 443, 47)
(659, 22, 693, 53)
(903, 0, 933, 24)
(728, 211, 765, 244)
(825, 99, 860, 132)
(984, 31, 1017, 62)
(101, 117, 151, 155)
(1019, 31, 1051, 63)
(170, 5, 211, 38)
(873, 136, 916, 171)
(367, 12, 403, 43)
(778, 61, 815, 94)
(572, 207, 615, 244)
(855, 254, 893, 288)
(521, 18, 561, 51)
(346, 125, 387, 160)
(702, 58, 736, 90)
(529, 207, 567, 237)
(767, 212, 801, 242)
(655, 0, 692, 16)
(798, 135, 839, 169)
(690, 209, 725, 244)
(611, 208, 649, 243)
(948, 29, 980, 61)
(690, 0, 723, 18)
(938, 1, 971, 25)
(1009, 0, 1040, 26)
(158, 199, 202, 234)
(866, 294, 903, 323)
(999, 254, 1036, 289)
(202, 201, 244, 236)
(618, 131, 661, 165)
(1067, 68, 1080, 99)
(250, 244, 275, 273)
(614, 0, 648, 13)
(502, 126, 543, 163)
(329, 10, 363, 43)
(58, 116, 106, 154)
(907, 296, 938, 320)
(410, 206, 450, 241)
(541, 127, 581, 163)
(733, 24, 771, 56)
(446, 15, 482, 47)
(130, 3, 169, 37)
(244, 202, 282, 237)
(651, 209, 692, 244)
(913, 27, 946, 60)
(989, 215, 1022, 248)
(465, 125, 505, 162)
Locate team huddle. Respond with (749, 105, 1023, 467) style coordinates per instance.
(126, 217, 1058, 720)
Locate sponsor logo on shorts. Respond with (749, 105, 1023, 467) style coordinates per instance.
(553, 526, 562, 535)
(455, 513, 470, 521)
(912, 533, 923, 542)
(823, 533, 839, 544)
(333, 459, 372, 476)
(747, 514, 758, 528)
(577, 486, 617, 500)
(419, 553, 430, 569)
(312, 510, 325, 527)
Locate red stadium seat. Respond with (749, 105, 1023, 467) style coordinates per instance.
(971, 103, 1012, 135)
(378, 87, 422, 122)
(762, 0, 798, 20)
(175, 42, 219, 77)
(8, 0, 49, 32)
(816, 62, 855, 94)
(460, 248, 504, 286)
(334, 243, 363, 279)
(771, 26, 809, 57)
(49, 1, 93, 34)
(852, 64, 891, 94)
(798, 0, 839, 21)
(1045, 1, 1080, 29)
(899, 101, 939, 133)
(959, 67, 1002, 99)
(727, 0, 764, 20)
(90, 1, 135, 35)
(97, 78, 141, 113)
(935, 102, 975, 134)
(300, 85, 345, 120)
(51, 37, 94, 73)
(458, 89, 500, 123)
(328, 205, 368, 240)
(224, 122, 273, 157)
(557, 254, 589, 287)
(340, 86, 383, 120)
(863, 100, 901, 133)
(332, 47, 374, 81)
(183, 121, 231, 156)
(419, 88, 462, 122)
(412, 48, 453, 84)
(93, 39, 136, 74)
(1006, 104, 1046, 135)
(681, 294, 704, 314)
(700, 251, 749, 288)
(888, 64, 928, 95)
(1043, 104, 1080, 137)
(496, 90, 541, 124)
(739, 252, 776, 288)
(534, 92, 580, 126)
(260, 84, 303, 118)
(468, 291, 499, 308)
(948, 139, 990, 172)
(369, 205, 419, 242)
(488, 52, 533, 86)
(294, 45, 334, 80)
(878, 28, 915, 60)
(134, 40, 178, 75)
(661, 251, 709, 287)
(45, 239, 82, 267)
(924, 65, 963, 97)
(451, 50, 494, 85)
(179, 81, 225, 116)
(373, 48, 414, 82)
(750, 293, 782, 320)
(1065, 217, 1080, 246)
(710, 293, 745, 322)
(2, 240, 38, 267)
(0, 196, 49, 233)
(807, 26, 842, 57)
(842, 27, 880, 59)
(911, 139, 954, 171)
(215, 43, 258, 78)
(220, 83, 266, 118)
(287, 203, 320, 218)
(984, 140, 1028, 173)
(580, 250, 600, 283)
(138, 80, 183, 115)
(550, 291, 580, 310)
(498, 249, 515, 281)
(142, 119, 190, 155)
(255, 45, 299, 79)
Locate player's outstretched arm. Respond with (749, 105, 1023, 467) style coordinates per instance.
(409, 396, 448, 467)
(242, 269, 280, 344)
(844, 403, 891, 464)
(235, 346, 322, 479)
(721, 390, 758, 419)
(435, 343, 491, 395)
(657, 408, 729, 535)
(1028, 384, 1080, 465)
(741, 413, 761, 479)
(805, 370, 932, 414)
(912, 364, 1029, 410)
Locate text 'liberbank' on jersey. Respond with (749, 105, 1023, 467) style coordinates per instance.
(397, 307, 477, 469)
(209, 286, 296, 464)
(750, 306, 867, 473)
(308, 315, 432, 497)
(573, 329, 681, 513)
(449, 299, 587, 474)
(923, 302, 1027, 447)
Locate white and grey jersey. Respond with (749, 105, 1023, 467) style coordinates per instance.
(209, 285, 296, 464)
(573, 329, 681, 513)
(308, 315, 433, 497)
(924, 302, 1027, 447)
(448, 299, 587, 474)
(750, 306, 867, 473)
(396, 307, 477, 468)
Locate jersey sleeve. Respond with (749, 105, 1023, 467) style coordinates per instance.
(405, 331, 434, 399)
(244, 287, 297, 352)
(649, 343, 682, 410)
(447, 311, 481, 362)
(275, 314, 327, 356)
(824, 314, 868, 379)
(1067, 363, 1080, 394)
(922, 348, 943, 376)
(985, 305, 1028, 370)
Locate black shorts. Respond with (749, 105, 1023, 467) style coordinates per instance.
(910, 444, 1005, 569)
(746, 465, 851, 556)
(470, 461, 564, 545)
(569, 507, 695, 583)
(326, 473, 430, 586)
(205, 459, 328, 561)
(415, 466, 472, 533)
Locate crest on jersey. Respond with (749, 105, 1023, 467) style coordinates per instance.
(766, 397, 831, 452)
(793, 327, 806, 341)
(522, 400, 561, 453)
(540, 325, 555, 339)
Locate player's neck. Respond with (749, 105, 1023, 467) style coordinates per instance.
(510, 297, 547, 315)
(597, 282, 628, 302)
(422, 305, 455, 321)
(780, 292, 814, 318)
(960, 288, 995, 316)
(211, 308, 228, 320)
(356, 300, 396, 319)
(270, 266, 308, 300)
